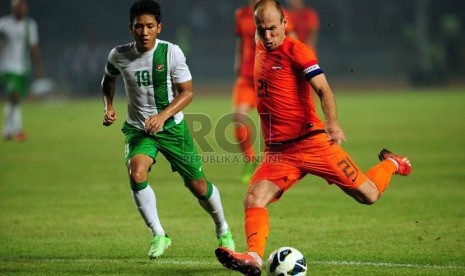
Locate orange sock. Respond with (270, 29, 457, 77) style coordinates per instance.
(365, 160, 397, 194)
(245, 207, 269, 259)
(235, 124, 255, 160)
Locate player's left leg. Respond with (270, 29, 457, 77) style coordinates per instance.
(339, 149, 411, 204)
(159, 120, 235, 250)
(300, 134, 411, 204)
(185, 178, 235, 250)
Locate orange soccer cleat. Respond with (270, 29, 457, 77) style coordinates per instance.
(215, 247, 262, 276)
(378, 148, 412, 176)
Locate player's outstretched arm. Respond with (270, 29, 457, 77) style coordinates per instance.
(309, 73, 346, 144)
(101, 74, 118, 126)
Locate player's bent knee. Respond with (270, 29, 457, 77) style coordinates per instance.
(361, 195, 378, 205)
(343, 181, 380, 205)
(358, 187, 380, 205)
(129, 169, 147, 184)
(185, 179, 207, 198)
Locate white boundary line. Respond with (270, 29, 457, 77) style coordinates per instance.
(3, 258, 464, 270)
(309, 260, 465, 270)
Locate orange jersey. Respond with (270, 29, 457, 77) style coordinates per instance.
(235, 6, 295, 79)
(254, 36, 325, 145)
(288, 8, 319, 45)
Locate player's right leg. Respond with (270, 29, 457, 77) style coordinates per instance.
(214, 180, 279, 275)
(123, 123, 168, 258)
(215, 160, 302, 275)
(215, 247, 262, 276)
(128, 154, 169, 258)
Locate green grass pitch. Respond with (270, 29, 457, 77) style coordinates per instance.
(1, 88, 464, 275)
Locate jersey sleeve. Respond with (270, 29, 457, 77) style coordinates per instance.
(293, 41, 323, 80)
(169, 44, 192, 84)
(105, 48, 120, 76)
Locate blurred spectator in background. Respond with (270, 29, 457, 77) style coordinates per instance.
(0, 0, 42, 141)
(60, 32, 106, 96)
(404, 13, 462, 87)
(286, 0, 319, 52)
(440, 14, 462, 77)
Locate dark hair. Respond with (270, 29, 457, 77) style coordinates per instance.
(254, 0, 284, 22)
(129, 0, 161, 24)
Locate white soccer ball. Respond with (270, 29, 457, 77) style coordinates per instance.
(266, 246, 307, 276)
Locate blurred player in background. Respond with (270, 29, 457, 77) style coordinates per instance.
(286, 0, 319, 52)
(215, 1, 412, 275)
(0, 0, 42, 141)
(233, 0, 295, 185)
(100, 0, 235, 259)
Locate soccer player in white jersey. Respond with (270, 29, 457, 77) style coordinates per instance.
(0, 0, 42, 141)
(100, 0, 235, 259)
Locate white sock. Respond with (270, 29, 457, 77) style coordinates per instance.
(247, 252, 263, 266)
(131, 184, 165, 236)
(11, 104, 22, 134)
(388, 157, 399, 171)
(2, 102, 13, 136)
(198, 183, 229, 236)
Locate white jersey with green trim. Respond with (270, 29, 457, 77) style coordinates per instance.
(105, 39, 192, 131)
(0, 15, 39, 74)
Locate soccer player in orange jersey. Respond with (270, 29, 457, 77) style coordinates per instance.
(286, 0, 319, 52)
(233, 0, 295, 185)
(216, 1, 412, 275)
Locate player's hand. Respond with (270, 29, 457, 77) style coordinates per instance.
(103, 109, 117, 126)
(326, 125, 346, 145)
(144, 114, 168, 135)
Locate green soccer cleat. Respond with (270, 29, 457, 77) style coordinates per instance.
(217, 230, 235, 251)
(240, 161, 258, 185)
(148, 234, 171, 259)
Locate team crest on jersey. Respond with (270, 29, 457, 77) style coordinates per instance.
(155, 64, 165, 72)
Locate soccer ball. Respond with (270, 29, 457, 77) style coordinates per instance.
(266, 247, 307, 276)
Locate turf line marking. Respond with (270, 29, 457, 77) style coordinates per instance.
(5, 258, 464, 270)
(310, 260, 465, 270)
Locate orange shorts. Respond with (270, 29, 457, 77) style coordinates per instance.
(233, 76, 257, 107)
(250, 133, 368, 200)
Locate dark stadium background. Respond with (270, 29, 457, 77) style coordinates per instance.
(1, 0, 464, 96)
